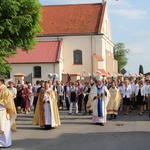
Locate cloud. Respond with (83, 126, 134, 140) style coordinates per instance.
(116, 25, 125, 29)
(125, 52, 150, 73)
(128, 45, 143, 53)
(110, 9, 147, 19)
(108, 0, 131, 8)
(127, 38, 150, 54)
(133, 31, 150, 37)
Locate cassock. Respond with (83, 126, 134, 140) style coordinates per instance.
(33, 89, 61, 128)
(107, 87, 122, 115)
(92, 85, 110, 124)
(0, 84, 17, 148)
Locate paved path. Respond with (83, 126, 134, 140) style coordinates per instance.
(1, 109, 150, 150)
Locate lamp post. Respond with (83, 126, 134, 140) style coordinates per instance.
(48, 73, 58, 84)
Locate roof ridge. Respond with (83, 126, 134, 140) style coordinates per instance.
(98, 2, 106, 33)
(42, 3, 102, 7)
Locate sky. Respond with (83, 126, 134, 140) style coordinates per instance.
(39, 0, 150, 74)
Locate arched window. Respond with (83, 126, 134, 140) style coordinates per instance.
(34, 66, 41, 78)
(73, 50, 82, 64)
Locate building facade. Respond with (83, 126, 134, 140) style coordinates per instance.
(7, 2, 118, 84)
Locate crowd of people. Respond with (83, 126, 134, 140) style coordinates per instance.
(1, 74, 150, 148)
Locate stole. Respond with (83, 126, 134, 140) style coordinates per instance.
(98, 98, 103, 117)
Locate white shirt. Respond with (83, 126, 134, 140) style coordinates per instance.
(32, 85, 40, 97)
(135, 85, 146, 96)
(144, 84, 150, 95)
(122, 85, 132, 98)
(9, 87, 17, 99)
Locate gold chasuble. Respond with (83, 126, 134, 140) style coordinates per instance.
(0, 84, 17, 134)
(107, 87, 121, 115)
(86, 84, 97, 111)
(33, 89, 61, 127)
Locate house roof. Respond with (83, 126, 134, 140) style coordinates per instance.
(7, 41, 62, 64)
(97, 69, 107, 76)
(13, 72, 25, 77)
(94, 54, 104, 61)
(40, 3, 106, 35)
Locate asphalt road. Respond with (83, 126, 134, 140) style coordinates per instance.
(1, 108, 150, 150)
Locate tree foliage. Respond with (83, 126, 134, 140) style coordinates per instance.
(0, 0, 42, 77)
(113, 43, 130, 73)
(139, 65, 144, 74)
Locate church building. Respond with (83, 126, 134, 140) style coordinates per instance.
(7, 1, 118, 84)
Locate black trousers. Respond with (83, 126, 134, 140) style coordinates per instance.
(78, 94, 84, 112)
(65, 96, 70, 110)
(58, 96, 63, 108)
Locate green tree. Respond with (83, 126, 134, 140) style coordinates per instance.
(139, 65, 144, 74)
(0, 0, 42, 77)
(113, 43, 130, 73)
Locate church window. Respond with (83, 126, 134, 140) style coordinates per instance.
(73, 50, 82, 64)
(34, 66, 41, 78)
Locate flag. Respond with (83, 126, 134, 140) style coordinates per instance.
(82, 69, 86, 76)
(96, 69, 102, 74)
(129, 73, 133, 77)
(108, 72, 111, 76)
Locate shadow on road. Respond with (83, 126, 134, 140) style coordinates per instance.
(5, 131, 150, 150)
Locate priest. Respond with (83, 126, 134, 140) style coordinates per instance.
(0, 78, 17, 148)
(91, 75, 110, 126)
(33, 82, 61, 129)
(107, 81, 122, 120)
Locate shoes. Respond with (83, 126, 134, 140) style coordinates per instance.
(21, 109, 24, 113)
(124, 113, 128, 115)
(139, 112, 142, 116)
(89, 111, 92, 115)
(109, 117, 112, 120)
(100, 123, 104, 126)
(45, 125, 51, 130)
(68, 113, 72, 115)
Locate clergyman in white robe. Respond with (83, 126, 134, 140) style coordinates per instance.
(0, 105, 11, 147)
(92, 85, 110, 124)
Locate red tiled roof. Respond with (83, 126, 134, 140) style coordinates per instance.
(7, 41, 62, 63)
(94, 54, 104, 61)
(40, 3, 106, 35)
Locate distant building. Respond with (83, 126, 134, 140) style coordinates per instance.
(7, 2, 118, 84)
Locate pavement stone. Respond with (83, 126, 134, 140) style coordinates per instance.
(1, 108, 150, 150)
